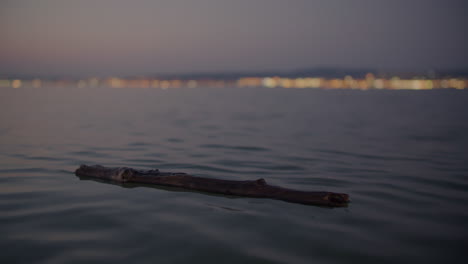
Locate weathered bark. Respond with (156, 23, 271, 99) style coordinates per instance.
(75, 164, 350, 207)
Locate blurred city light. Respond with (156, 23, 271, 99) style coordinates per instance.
(0, 75, 466, 90)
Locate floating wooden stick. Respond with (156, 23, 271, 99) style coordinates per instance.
(75, 164, 350, 207)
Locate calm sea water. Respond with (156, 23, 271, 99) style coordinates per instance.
(1, 87, 467, 264)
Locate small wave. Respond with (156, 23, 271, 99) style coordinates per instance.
(212, 159, 304, 171)
(127, 142, 150, 147)
(157, 163, 238, 174)
(69, 151, 112, 158)
(285, 177, 351, 188)
(0, 167, 56, 174)
(124, 158, 163, 164)
(9, 154, 66, 161)
(166, 138, 184, 143)
(407, 134, 457, 142)
(200, 144, 270, 152)
(314, 148, 429, 162)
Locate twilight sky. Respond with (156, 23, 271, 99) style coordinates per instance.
(1, 0, 467, 77)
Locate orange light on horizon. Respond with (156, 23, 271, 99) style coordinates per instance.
(279, 78, 293, 88)
(170, 80, 182, 88)
(237, 77, 262, 87)
(304, 78, 322, 88)
(109, 77, 123, 88)
(294, 78, 306, 88)
(12, 79, 22, 88)
(151, 80, 160, 88)
(0, 74, 464, 90)
(160, 80, 170, 89)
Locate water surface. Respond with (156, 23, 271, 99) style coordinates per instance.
(1, 87, 467, 263)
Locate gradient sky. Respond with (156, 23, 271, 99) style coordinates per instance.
(1, 0, 467, 77)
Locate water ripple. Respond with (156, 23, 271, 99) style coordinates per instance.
(1, 89, 467, 264)
(200, 144, 270, 152)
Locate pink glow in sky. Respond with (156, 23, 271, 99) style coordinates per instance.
(1, 0, 467, 77)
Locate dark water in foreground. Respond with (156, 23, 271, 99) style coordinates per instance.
(1, 87, 468, 264)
